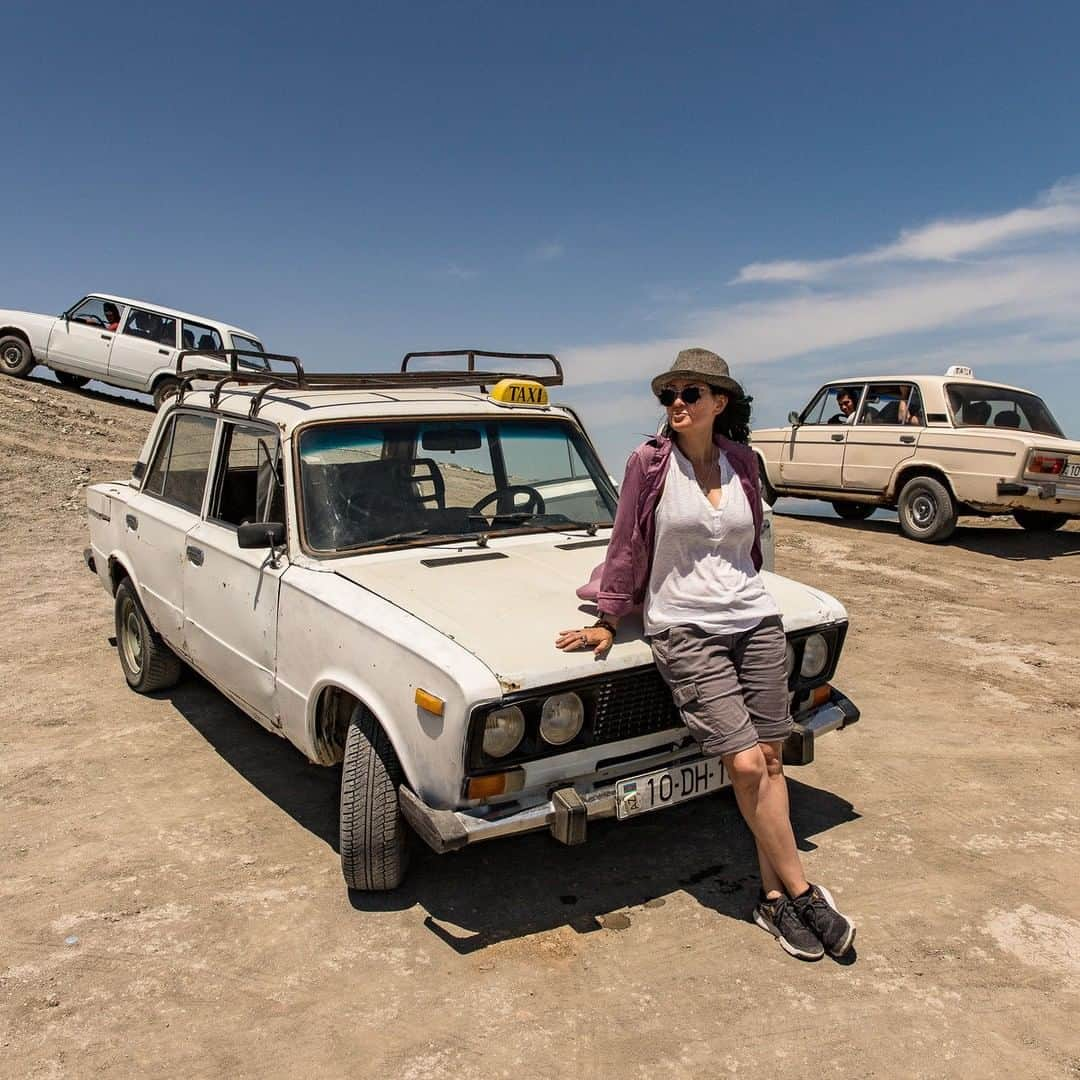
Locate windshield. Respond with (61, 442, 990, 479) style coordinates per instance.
(298, 417, 618, 554)
(946, 383, 1064, 437)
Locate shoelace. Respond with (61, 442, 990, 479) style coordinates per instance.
(799, 889, 835, 931)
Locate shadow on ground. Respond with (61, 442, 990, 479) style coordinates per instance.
(775, 509, 1080, 561)
(165, 671, 860, 954)
(27, 373, 152, 411)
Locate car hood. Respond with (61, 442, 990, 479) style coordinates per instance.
(0, 308, 56, 332)
(331, 535, 847, 692)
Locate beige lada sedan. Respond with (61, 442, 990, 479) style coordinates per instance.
(752, 366, 1080, 542)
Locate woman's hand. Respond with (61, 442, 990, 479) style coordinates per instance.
(555, 625, 614, 657)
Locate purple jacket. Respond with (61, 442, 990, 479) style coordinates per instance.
(579, 433, 764, 619)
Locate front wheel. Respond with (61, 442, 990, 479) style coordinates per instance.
(114, 580, 182, 692)
(898, 475, 957, 543)
(340, 704, 411, 891)
(832, 501, 874, 521)
(55, 371, 90, 389)
(0, 335, 35, 378)
(1013, 509, 1070, 532)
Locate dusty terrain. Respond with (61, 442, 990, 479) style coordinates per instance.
(2, 374, 1079, 1079)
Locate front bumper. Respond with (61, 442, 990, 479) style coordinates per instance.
(400, 688, 860, 854)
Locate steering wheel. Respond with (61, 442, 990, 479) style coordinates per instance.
(75, 315, 105, 327)
(470, 485, 546, 518)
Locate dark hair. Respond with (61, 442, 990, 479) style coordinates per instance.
(661, 386, 753, 444)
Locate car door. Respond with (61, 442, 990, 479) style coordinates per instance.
(779, 384, 866, 488)
(107, 305, 178, 390)
(45, 297, 120, 376)
(182, 419, 287, 724)
(124, 410, 218, 645)
(841, 382, 923, 491)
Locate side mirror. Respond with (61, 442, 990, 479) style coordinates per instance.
(787, 411, 802, 427)
(132, 460, 147, 481)
(237, 521, 285, 549)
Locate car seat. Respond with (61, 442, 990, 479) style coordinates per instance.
(182, 329, 195, 349)
(993, 410, 1021, 428)
(961, 400, 992, 425)
(198, 333, 218, 351)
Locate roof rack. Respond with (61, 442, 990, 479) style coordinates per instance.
(174, 348, 564, 418)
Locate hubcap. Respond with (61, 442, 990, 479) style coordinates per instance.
(911, 493, 936, 528)
(121, 602, 143, 673)
(2, 344, 22, 369)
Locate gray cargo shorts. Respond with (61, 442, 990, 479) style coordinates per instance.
(649, 615, 792, 758)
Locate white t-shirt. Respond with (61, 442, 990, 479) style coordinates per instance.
(644, 445, 780, 636)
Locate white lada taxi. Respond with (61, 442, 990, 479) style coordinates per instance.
(84, 350, 859, 891)
(752, 366, 1080, 542)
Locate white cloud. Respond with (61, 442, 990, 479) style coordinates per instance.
(532, 241, 565, 262)
(733, 176, 1080, 284)
(441, 262, 478, 280)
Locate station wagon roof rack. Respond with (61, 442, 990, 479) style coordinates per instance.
(174, 348, 564, 418)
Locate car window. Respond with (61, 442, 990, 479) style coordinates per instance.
(124, 307, 178, 348)
(859, 383, 924, 426)
(210, 423, 285, 528)
(297, 417, 616, 553)
(181, 320, 223, 352)
(142, 412, 217, 512)
(801, 385, 864, 425)
(231, 333, 264, 353)
(946, 384, 1064, 437)
(68, 297, 120, 328)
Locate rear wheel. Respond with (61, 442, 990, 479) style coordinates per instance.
(152, 377, 180, 410)
(340, 704, 410, 891)
(898, 475, 957, 543)
(0, 335, 35, 378)
(114, 580, 182, 692)
(832, 501, 874, 521)
(55, 371, 90, 389)
(757, 458, 778, 506)
(1013, 509, 1070, 532)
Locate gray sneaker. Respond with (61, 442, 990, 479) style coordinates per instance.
(793, 883, 856, 957)
(753, 893, 825, 961)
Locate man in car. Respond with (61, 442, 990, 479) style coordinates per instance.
(104, 303, 121, 333)
(828, 387, 859, 424)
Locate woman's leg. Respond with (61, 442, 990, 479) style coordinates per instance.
(725, 741, 809, 899)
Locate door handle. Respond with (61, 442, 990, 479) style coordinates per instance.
(186, 545, 204, 566)
(101, 334, 112, 340)
(830, 433, 845, 442)
(125, 513, 138, 531)
(900, 435, 916, 444)
(158, 348, 170, 356)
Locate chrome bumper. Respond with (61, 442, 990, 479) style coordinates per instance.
(399, 688, 860, 855)
(997, 480, 1080, 503)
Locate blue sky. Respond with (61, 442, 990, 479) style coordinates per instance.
(4, 0, 1079, 467)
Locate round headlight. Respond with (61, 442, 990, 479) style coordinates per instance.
(539, 692, 584, 746)
(784, 642, 796, 679)
(482, 706, 526, 758)
(800, 634, 829, 679)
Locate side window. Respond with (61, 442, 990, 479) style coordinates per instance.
(124, 307, 177, 348)
(182, 320, 223, 352)
(142, 413, 216, 512)
(69, 297, 120, 329)
(860, 383, 923, 426)
(801, 385, 863, 425)
(211, 424, 285, 528)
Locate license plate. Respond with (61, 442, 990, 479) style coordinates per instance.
(1063, 462, 1080, 480)
(615, 758, 726, 819)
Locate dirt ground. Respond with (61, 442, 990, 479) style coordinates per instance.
(2, 374, 1078, 1079)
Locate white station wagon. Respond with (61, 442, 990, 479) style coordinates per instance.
(0, 292, 265, 408)
(84, 350, 860, 891)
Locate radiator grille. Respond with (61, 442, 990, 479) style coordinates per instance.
(589, 668, 683, 743)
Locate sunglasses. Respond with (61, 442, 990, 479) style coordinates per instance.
(657, 385, 706, 406)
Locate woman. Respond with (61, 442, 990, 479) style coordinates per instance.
(556, 347, 855, 961)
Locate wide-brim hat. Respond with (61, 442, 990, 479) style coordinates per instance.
(651, 347, 744, 400)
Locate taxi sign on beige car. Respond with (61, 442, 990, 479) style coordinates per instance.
(752, 366, 1080, 542)
(84, 348, 859, 892)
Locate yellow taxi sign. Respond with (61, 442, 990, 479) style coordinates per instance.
(489, 379, 549, 407)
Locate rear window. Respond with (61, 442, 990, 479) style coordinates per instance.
(946, 384, 1064, 437)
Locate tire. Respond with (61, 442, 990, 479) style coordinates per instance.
(55, 371, 90, 389)
(757, 458, 778, 507)
(898, 475, 957, 543)
(1013, 509, 1070, 532)
(0, 335, 35, 378)
(152, 377, 180, 410)
(832, 501, 874, 521)
(340, 704, 410, 891)
(114, 580, 182, 692)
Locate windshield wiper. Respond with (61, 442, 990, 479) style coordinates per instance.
(350, 529, 430, 550)
(485, 514, 608, 535)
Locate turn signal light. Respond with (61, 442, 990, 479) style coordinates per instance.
(1029, 454, 1065, 475)
(810, 684, 832, 708)
(466, 770, 525, 800)
(414, 688, 445, 716)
